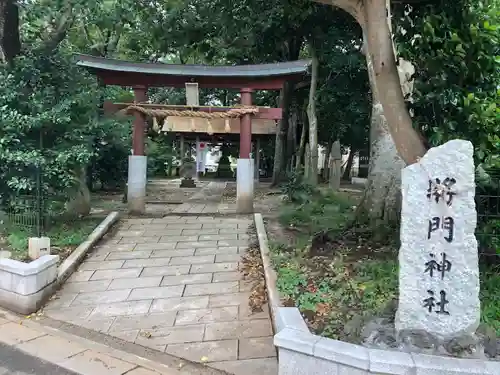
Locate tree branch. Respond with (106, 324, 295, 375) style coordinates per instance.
(42, 7, 74, 52)
(313, 0, 365, 25)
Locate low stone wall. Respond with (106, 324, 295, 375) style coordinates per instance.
(0, 255, 59, 315)
(0, 211, 120, 315)
(274, 307, 500, 375)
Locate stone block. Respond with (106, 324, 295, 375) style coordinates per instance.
(412, 353, 487, 375)
(78, 260, 124, 271)
(204, 319, 272, 340)
(166, 340, 238, 362)
(0, 255, 59, 314)
(150, 296, 209, 313)
(61, 279, 111, 294)
(28, 237, 50, 260)
(215, 254, 242, 263)
(274, 328, 320, 356)
(58, 350, 136, 375)
(136, 324, 205, 345)
(0, 322, 46, 345)
(368, 348, 415, 375)
(16, 335, 86, 362)
(122, 258, 171, 268)
(71, 289, 131, 306)
(169, 255, 215, 265)
(278, 347, 339, 375)
(208, 292, 249, 307)
(239, 337, 277, 359)
(190, 262, 238, 274)
(175, 306, 238, 325)
(194, 247, 238, 255)
(313, 336, 369, 370)
(106, 250, 152, 260)
(90, 268, 142, 280)
(127, 285, 184, 300)
(396, 140, 480, 339)
(111, 312, 177, 331)
(90, 300, 152, 318)
(141, 265, 190, 277)
(211, 358, 278, 375)
(275, 307, 309, 333)
(212, 271, 241, 282)
(149, 249, 193, 258)
(160, 273, 212, 286)
(108, 276, 161, 290)
(183, 281, 239, 296)
(176, 241, 218, 249)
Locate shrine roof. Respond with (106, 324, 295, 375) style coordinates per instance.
(76, 54, 311, 77)
(75, 54, 311, 89)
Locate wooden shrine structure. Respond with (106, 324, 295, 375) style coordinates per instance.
(75, 54, 310, 213)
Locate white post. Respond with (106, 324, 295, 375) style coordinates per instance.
(128, 155, 148, 214)
(236, 159, 254, 213)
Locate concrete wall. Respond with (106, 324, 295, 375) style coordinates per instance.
(0, 255, 59, 315)
(274, 307, 500, 375)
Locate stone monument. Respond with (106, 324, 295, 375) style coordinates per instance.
(329, 141, 342, 191)
(395, 139, 480, 340)
(179, 160, 197, 188)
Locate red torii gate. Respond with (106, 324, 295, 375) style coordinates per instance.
(75, 54, 310, 213)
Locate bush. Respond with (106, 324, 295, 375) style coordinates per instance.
(280, 170, 320, 204)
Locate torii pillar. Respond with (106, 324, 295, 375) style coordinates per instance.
(128, 86, 148, 214)
(236, 88, 254, 213)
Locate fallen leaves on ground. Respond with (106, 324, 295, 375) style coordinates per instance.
(240, 244, 268, 313)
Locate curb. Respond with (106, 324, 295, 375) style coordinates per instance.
(57, 211, 120, 284)
(253, 213, 282, 333)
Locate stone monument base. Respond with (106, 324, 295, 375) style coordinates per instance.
(180, 177, 197, 188)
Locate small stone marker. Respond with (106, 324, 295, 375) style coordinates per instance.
(304, 144, 310, 178)
(395, 140, 480, 340)
(329, 141, 342, 191)
(28, 237, 51, 260)
(0, 250, 11, 259)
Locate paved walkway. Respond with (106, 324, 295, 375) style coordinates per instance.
(43, 215, 277, 375)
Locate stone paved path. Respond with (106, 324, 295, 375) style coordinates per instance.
(43, 215, 277, 375)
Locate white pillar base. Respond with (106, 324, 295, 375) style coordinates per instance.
(128, 155, 147, 214)
(236, 158, 254, 214)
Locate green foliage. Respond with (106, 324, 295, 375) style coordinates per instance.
(280, 170, 319, 203)
(480, 267, 500, 334)
(147, 134, 176, 177)
(279, 189, 354, 236)
(396, 0, 499, 171)
(0, 51, 98, 204)
(6, 217, 102, 261)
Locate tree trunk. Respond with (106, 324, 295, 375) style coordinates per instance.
(271, 82, 293, 186)
(358, 27, 408, 229)
(342, 146, 356, 180)
(315, 0, 426, 166)
(0, 0, 21, 64)
(287, 102, 298, 172)
(306, 42, 319, 185)
(295, 117, 307, 171)
(363, 0, 425, 165)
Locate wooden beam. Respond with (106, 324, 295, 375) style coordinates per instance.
(161, 117, 276, 135)
(97, 71, 299, 90)
(104, 101, 283, 120)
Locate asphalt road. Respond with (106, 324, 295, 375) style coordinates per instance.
(0, 343, 78, 375)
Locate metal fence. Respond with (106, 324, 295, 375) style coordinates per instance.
(475, 170, 500, 263)
(6, 194, 67, 237)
